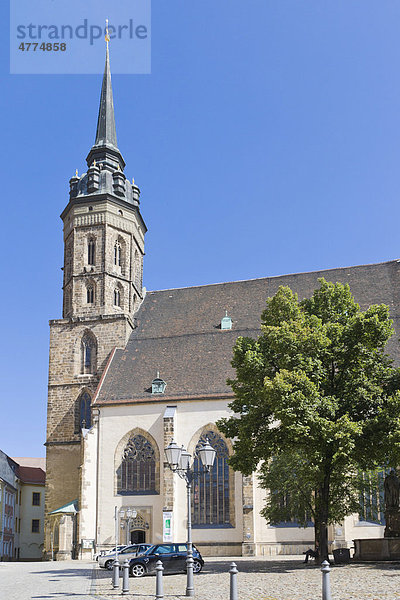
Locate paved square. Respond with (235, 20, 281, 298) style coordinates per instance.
(92, 555, 400, 600)
(1, 556, 400, 600)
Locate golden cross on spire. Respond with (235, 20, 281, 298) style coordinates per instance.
(105, 19, 110, 45)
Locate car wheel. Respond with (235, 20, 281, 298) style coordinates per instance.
(130, 563, 146, 577)
(193, 559, 202, 574)
(105, 560, 114, 571)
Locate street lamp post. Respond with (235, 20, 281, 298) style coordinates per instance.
(120, 507, 137, 545)
(165, 438, 216, 597)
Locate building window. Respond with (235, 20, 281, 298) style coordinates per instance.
(87, 286, 94, 304)
(88, 238, 95, 265)
(117, 434, 157, 495)
(78, 391, 91, 429)
(114, 289, 121, 307)
(359, 469, 386, 525)
(31, 519, 40, 533)
(192, 431, 231, 527)
(32, 492, 41, 506)
(81, 331, 97, 374)
(85, 344, 91, 367)
(114, 242, 121, 267)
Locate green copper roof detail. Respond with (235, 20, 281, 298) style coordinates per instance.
(49, 499, 79, 514)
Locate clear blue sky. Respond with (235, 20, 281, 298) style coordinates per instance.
(1, 1, 400, 458)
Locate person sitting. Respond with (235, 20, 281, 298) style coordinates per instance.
(303, 543, 319, 564)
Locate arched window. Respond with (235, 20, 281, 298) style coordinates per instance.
(114, 242, 121, 267)
(88, 238, 95, 265)
(87, 286, 94, 304)
(81, 331, 97, 374)
(192, 430, 231, 527)
(78, 391, 91, 429)
(114, 288, 121, 307)
(117, 434, 157, 494)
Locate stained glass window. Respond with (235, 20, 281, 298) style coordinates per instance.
(359, 469, 386, 525)
(192, 431, 231, 527)
(117, 435, 157, 494)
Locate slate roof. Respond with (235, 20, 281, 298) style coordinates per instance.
(94, 260, 400, 406)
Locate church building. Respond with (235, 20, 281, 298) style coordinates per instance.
(44, 46, 399, 559)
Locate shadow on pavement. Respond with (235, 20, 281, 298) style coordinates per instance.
(30, 568, 94, 580)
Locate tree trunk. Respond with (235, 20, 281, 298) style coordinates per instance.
(319, 520, 328, 563)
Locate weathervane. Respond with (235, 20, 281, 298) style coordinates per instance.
(105, 19, 110, 45)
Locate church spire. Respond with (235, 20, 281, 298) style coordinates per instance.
(86, 24, 125, 171)
(94, 42, 118, 149)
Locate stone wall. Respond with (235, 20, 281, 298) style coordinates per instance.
(62, 200, 144, 320)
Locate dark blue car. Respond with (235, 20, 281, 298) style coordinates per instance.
(129, 543, 204, 577)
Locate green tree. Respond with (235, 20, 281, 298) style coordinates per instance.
(217, 279, 400, 561)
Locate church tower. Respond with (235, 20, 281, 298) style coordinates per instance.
(44, 43, 146, 558)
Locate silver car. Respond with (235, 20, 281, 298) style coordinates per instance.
(99, 544, 152, 569)
(95, 545, 127, 562)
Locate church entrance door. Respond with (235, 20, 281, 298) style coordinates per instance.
(131, 529, 146, 544)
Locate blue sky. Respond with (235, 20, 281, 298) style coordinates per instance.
(1, 1, 400, 457)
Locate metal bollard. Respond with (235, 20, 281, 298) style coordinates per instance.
(122, 558, 130, 595)
(155, 560, 164, 600)
(112, 558, 120, 589)
(229, 562, 238, 600)
(321, 560, 332, 600)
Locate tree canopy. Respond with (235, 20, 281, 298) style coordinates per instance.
(217, 279, 400, 560)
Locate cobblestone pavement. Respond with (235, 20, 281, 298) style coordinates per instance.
(0, 559, 94, 600)
(92, 556, 400, 600)
(1, 556, 400, 600)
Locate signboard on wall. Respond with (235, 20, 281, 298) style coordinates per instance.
(163, 512, 173, 542)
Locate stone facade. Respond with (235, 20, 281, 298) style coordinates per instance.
(62, 199, 144, 320)
(44, 59, 146, 555)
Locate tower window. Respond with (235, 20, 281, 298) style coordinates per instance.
(79, 391, 92, 429)
(84, 344, 91, 368)
(88, 238, 95, 265)
(81, 331, 97, 374)
(114, 242, 121, 267)
(87, 286, 94, 304)
(114, 289, 121, 307)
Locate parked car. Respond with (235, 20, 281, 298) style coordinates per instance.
(95, 545, 127, 562)
(129, 543, 204, 577)
(99, 543, 152, 570)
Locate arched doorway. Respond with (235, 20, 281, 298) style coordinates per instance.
(131, 529, 146, 544)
